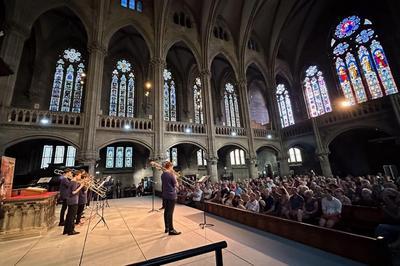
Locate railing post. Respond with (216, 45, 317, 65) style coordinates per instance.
(215, 249, 223, 266)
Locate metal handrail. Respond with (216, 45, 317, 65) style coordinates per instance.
(127, 241, 228, 266)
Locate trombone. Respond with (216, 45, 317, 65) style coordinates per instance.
(54, 169, 107, 198)
(149, 161, 196, 188)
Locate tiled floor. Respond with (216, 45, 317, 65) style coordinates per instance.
(0, 197, 365, 266)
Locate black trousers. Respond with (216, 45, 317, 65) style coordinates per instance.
(164, 199, 176, 231)
(76, 204, 85, 224)
(64, 204, 78, 234)
(59, 200, 68, 223)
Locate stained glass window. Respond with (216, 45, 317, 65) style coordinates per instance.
(128, 0, 135, 10)
(66, 146, 76, 167)
(224, 83, 240, 127)
(163, 69, 177, 121)
(136, 1, 143, 12)
(41, 145, 53, 169)
(54, 146, 65, 164)
(106, 147, 115, 168)
(125, 147, 133, 168)
(193, 77, 204, 124)
(303, 66, 332, 118)
(121, 0, 128, 8)
(197, 149, 207, 166)
(115, 147, 124, 168)
(332, 16, 397, 105)
(166, 148, 178, 166)
(109, 59, 135, 117)
(230, 149, 245, 165)
(40, 145, 76, 168)
(276, 84, 294, 127)
(50, 49, 85, 112)
(288, 148, 302, 163)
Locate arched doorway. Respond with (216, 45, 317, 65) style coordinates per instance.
(256, 146, 278, 177)
(5, 138, 77, 188)
(329, 128, 399, 176)
(217, 145, 248, 181)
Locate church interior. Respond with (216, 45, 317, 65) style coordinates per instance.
(0, 0, 399, 265)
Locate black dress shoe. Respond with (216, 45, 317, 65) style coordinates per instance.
(68, 231, 80, 235)
(168, 229, 181, 235)
(164, 228, 169, 233)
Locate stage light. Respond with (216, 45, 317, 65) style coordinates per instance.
(145, 81, 152, 90)
(81, 72, 86, 77)
(185, 128, 192, 133)
(80, 80, 84, 85)
(40, 118, 50, 125)
(267, 134, 272, 139)
(124, 124, 131, 130)
(340, 100, 351, 108)
(231, 131, 237, 136)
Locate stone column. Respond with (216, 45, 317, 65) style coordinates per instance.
(79, 42, 106, 174)
(0, 22, 29, 117)
(247, 158, 258, 179)
(390, 94, 400, 127)
(150, 57, 166, 161)
(200, 69, 219, 181)
(206, 158, 218, 183)
(312, 118, 332, 177)
(278, 154, 290, 177)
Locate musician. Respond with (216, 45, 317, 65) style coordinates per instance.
(161, 161, 181, 235)
(58, 169, 72, 226)
(75, 173, 88, 225)
(63, 170, 85, 235)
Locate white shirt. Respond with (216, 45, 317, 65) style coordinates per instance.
(245, 199, 260, 212)
(321, 196, 342, 215)
(192, 189, 203, 202)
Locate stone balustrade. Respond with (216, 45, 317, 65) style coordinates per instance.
(252, 128, 275, 138)
(5, 108, 83, 127)
(99, 115, 153, 131)
(215, 126, 246, 136)
(165, 121, 206, 134)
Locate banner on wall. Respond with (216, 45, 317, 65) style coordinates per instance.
(1, 156, 16, 199)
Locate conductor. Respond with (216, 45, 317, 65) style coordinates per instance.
(161, 161, 181, 235)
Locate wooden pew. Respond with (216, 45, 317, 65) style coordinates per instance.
(204, 202, 388, 265)
(341, 205, 385, 232)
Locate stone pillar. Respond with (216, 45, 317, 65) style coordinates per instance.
(206, 158, 218, 183)
(247, 158, 258, 179)
(311, 118, 332, 177)
(78, 42, 106, 173)
(237, 78, 257, 170)
(0, 22, 29, 117)
(278, 155, 290, 177)
(390, 94, 400, 127)
(150, 58, 166, 160)
(317, 152, 332, 177)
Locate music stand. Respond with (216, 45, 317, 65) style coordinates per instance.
(198, 176, 214, 229)
(91, 176, 110, 231)
(148, 180, 159, 213)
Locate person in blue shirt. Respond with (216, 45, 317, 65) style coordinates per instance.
(161, 161, 181, 235)
(58, 169, 72, 226)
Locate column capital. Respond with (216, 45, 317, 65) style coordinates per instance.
(4, 21, 30, 40)
(150, 57, 166, 68)
(199, 68, 211, 77)
(206, 156, 218, 165)
(88, 42, 107, 55)
(237, 78, 247, 88)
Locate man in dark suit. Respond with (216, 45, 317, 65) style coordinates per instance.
(58, 169, 72, 226)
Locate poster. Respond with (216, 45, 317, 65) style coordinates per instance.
(1, 156, 16, 199)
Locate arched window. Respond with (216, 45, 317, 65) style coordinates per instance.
(230, 149, 245, 166)
(163, 69, 177, 121)
(276, 84, 294, 128)
(332, 16, 397, 105)
(197, 149, 207, 166)
(105, 146, 133, 168)
(121, 0, 142, 12)
(49, 48, 85, 113)
(303, 66, 332, 118)
(166, 148, 178, 167)
(288, 148, 302, 163)
(109, 59, 135, 117)
(224, 83, 240, 127)
(193, 77, 204, 124)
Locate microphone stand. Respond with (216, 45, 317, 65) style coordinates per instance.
(199, 199, 214, 229)
(148, 180, 159, 213)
